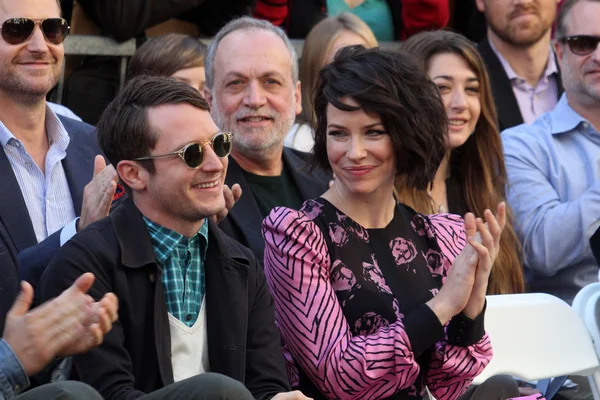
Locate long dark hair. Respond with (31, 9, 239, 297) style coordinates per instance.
(399, 30, 524, 295)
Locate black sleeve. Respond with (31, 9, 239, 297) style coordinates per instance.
(38, 232, 145, 400)
(447, 301, 487, 347)
(245, 256, 291, 400)
(76, 0, 206, 41)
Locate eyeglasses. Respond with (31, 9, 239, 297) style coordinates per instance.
(0, 18, 70, 45)
(133, 132, 233, 169)
(559, 35, 600, 56)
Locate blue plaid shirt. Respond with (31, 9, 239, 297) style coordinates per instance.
(144, 217, 208, 327)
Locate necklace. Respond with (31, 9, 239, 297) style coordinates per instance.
(427, 191, 446, 213)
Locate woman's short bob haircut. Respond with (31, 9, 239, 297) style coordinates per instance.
(312, 45, 447, 191)
(127, 33, 207, 81)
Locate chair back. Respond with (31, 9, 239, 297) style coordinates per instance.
(473, 293, 600, 384)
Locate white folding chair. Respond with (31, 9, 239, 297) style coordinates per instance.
(572, 282, 600, 317)
(573, 289, 600, 398)
(471, 293, 600, 399)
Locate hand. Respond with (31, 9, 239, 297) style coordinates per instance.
(78, 155, 118, 231)
(59, 290, 119, 356)
(272, 391, 314, 400)
(426, 212, 480, 325)
(210, 183, 242, 225)
(2, 273, 118, 375)
(462, 202, 506, 319)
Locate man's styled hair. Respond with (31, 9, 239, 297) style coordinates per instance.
(127, 34, 207, 81)
(556, 0, 600, 38)
(312, 45, 447, 191)
(97, 75, 210, 177)
(204, 16, 299, 90)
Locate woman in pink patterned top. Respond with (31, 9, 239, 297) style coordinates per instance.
(262, 46, 505, 400)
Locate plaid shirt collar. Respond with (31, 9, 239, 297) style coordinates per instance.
(143, 217, 209, 264)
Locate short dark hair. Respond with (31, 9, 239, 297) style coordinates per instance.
(127, 34, 207, 81)
(312, 45, 447, 190)
(556, 0, 600, 38)
(97, 75, 210, 178)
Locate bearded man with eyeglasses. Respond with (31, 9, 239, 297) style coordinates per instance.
(38, 75, 312, 400)
(502, 0, 600, 305)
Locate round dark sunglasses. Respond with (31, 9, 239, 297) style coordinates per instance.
(559, 35, 600, 56)
(133, 132, 233, 169)
(0, 18, 70, 45)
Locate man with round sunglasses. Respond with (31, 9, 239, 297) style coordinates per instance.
(502, 0, 600, 304)
(38, 76, 311, 400)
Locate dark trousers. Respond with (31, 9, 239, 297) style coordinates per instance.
(138, 373, 255, 400)
(459, 375, 521, 400)
(14, 381, 103, 399)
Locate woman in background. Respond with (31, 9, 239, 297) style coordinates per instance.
(127, 33, 207, 92)
(399, 30, 524, 295)
(286, 12, 377, 152)
(263, 45, 502, 400)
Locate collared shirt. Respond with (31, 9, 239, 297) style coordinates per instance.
(502, 94, 600, 303)
(0, 106, 77, 245)
(490, 40, 559, 124)
(144, 217, 209, 327)
(0, 339, 29, 399)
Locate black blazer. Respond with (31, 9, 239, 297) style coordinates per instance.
(38, 199, 290, 400)
(0, 219, 19, 335)
(478, 37, 564, 131)
(220, 147, 330, 263)
(0, 115, 97, 291)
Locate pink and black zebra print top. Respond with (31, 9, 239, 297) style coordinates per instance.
(262, 198, 492, 400)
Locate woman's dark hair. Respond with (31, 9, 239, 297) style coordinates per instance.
(312, 45, 447, 191)
(399, 30, 524, 295)
(127, 34, 207, 81)
(97, 75, 209, 184)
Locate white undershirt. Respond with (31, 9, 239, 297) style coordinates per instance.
(168, 295, 209, 382)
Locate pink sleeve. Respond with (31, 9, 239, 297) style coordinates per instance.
(263, 207, 424, 399)
(424, 214, 494, 399)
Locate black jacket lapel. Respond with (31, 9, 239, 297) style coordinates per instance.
(478, 37, 524, 131)
(0, 147, 37, 251)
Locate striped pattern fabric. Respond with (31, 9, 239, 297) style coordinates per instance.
(263, 201, 492, 399)
(144, 217, 208, 327)
(0, 108, 75, 243)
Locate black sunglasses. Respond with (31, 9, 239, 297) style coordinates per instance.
(0, 18, 69, 45)
(134, 132, 233, 169)
(559, 35, 600, 56)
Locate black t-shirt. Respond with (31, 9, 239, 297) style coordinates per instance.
(243, 164, 304, 217)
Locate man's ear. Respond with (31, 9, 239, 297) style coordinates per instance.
(203, 87, 213, 107)
(117, 160, 147, 192)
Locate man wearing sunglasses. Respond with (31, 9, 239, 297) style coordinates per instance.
(0, 0, 121, 298)
(502, 0, 600, 304)
(476, 0, 563, 132)
(204, 17, 330, 265)
(38, 76, 311, 400)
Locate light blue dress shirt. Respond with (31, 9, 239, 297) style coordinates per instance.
(0, 106, 78, 246)
(502, 94, 600, 303)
